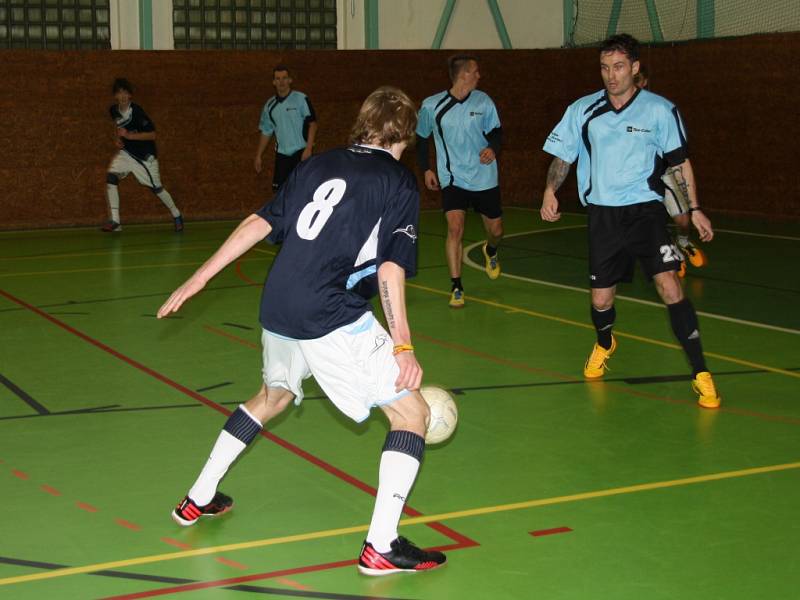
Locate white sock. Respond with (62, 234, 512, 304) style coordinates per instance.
(187, 430, 247, 506)
(366, 451, 421, 553)
(677, 234, 690, 247)
(157, 189, 181, 218)
(106, 184, 120, 223)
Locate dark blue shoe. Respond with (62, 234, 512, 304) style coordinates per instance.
(174, 215, 184, 232)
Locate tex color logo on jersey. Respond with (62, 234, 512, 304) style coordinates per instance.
(392, 225, 417, 242)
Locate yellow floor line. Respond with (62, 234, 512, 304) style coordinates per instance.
(407, 282, 800, 379)
(3, 459, 798, 587)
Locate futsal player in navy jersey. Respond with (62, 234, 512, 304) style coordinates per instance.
(254, 65, 318, 191)
(417, 54, 504, 308)
(158, 87, 446, 575)
(102, 78, 183, 232)
(540, 34, 720, 408)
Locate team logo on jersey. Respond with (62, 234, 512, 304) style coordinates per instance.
(626, 125, 652, 133)
(392, 225, 417, 242)
(470, 111, 483, 117)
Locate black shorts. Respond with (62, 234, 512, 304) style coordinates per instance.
(587, 201, 682, 288)
(441, 185, 502, 219)
(273, 149, 304, 190)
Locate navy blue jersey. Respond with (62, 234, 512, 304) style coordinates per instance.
(543, 88, 688, 207)
(255, 145, 419, 339)
(110, 103, 157, 160)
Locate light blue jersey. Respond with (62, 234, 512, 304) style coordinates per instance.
(258, 90, 316, 156)
(417, 90, 501, 191)
(543, 88, 688, 207)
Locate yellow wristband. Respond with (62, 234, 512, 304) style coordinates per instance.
(393, 344, 414, 355)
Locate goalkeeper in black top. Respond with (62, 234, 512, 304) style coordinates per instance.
(158, 87, 446, 575)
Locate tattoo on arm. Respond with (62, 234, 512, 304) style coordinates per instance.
(380, 281, 396, 331)
(546, 158, 570, 191)
(667, 165, 690, 201)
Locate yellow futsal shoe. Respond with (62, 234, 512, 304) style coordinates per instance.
(583, 336, 617, 379)
(680, 241, 708, 268)
(449, 288, 465, 309)
(482, 242, 501, 280)
(692, 371, 721, 409)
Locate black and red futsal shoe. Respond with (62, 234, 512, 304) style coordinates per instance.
(358, 537, 446, 576)
(171, 491, 233, 526)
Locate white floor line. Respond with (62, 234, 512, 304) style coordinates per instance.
(463, 231, 800, 336)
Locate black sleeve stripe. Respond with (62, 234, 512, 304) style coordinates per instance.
(305, 97, 317, 121)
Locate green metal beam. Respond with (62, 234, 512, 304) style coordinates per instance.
(697, 0, 715, 38)
(486, 0, 512, 49)
(563, 0, 575, 47)
(432, 0, 457, 49)
(364, 0, 379, 49)
(138, 0, 153, 50)
(644, 0, 663, 42)
(606, 0, 623, 38)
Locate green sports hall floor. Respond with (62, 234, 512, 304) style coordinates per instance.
(1, 207, 798, 600)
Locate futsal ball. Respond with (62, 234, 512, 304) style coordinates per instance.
(420, 386, 458, 444)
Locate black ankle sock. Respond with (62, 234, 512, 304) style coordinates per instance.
(667, 298, 707, 376)
(485, 244, 497, 257)
(591, 305, 616, 350)
(451, 277, 463, 291)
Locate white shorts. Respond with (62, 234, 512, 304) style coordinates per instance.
(261, 312, 410, 423)
(108, 151, 163, 190)
(662, 171, 689, 218)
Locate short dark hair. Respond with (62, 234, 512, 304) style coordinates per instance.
(448, 54, 479, 82)
(273, 64, 290, 77)
(112, 78, 133, 94)
(599, 34, 640, 62)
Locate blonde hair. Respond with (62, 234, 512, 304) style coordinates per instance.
(349, 86, 417, 148)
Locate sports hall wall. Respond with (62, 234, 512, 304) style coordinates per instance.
(1, 32, 797, 229)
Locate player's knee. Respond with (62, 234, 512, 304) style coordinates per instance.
(387, 392, 429, 431)
(106, 173, 119, 185)
(151, 186, 164, 195)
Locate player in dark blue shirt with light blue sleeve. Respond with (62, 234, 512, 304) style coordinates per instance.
(540, 34, 720, 409)
(417, 54, 504, 308)
(158, 87, 447, 576)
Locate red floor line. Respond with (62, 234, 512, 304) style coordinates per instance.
(214, 557, 248, 570)
(203, 324, 259, 349)
(160, 538, 192, 550)
(234, 259, 259, 286)
(0, 288, 478, 546)
(12, 469, 29, 480)
(115, 518, 142, 531)
(530, 526, 573, 537)
(40, 484, 61, 496)
(275, 577, 312, 591)
(76, 501, 98, 513)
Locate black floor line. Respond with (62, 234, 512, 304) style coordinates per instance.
(0, 283, 256, 314)
(0, 556, 412, 599)
(196, 381, 235, 392)
(0, 373, 49, 414)
(223, 322, 255, 330)
(2, 366, 796, 423)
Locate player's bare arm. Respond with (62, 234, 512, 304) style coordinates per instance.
(423, 169, 440, 191)
(541, 157, 571, 222)
(117, 128, 156, 141)
(157, 214, 272, 318)
(254, 133, 271, 173)
(672, 159, 713, 242)
(378, 261, 422, 392)
(302, 121, 318, 160)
